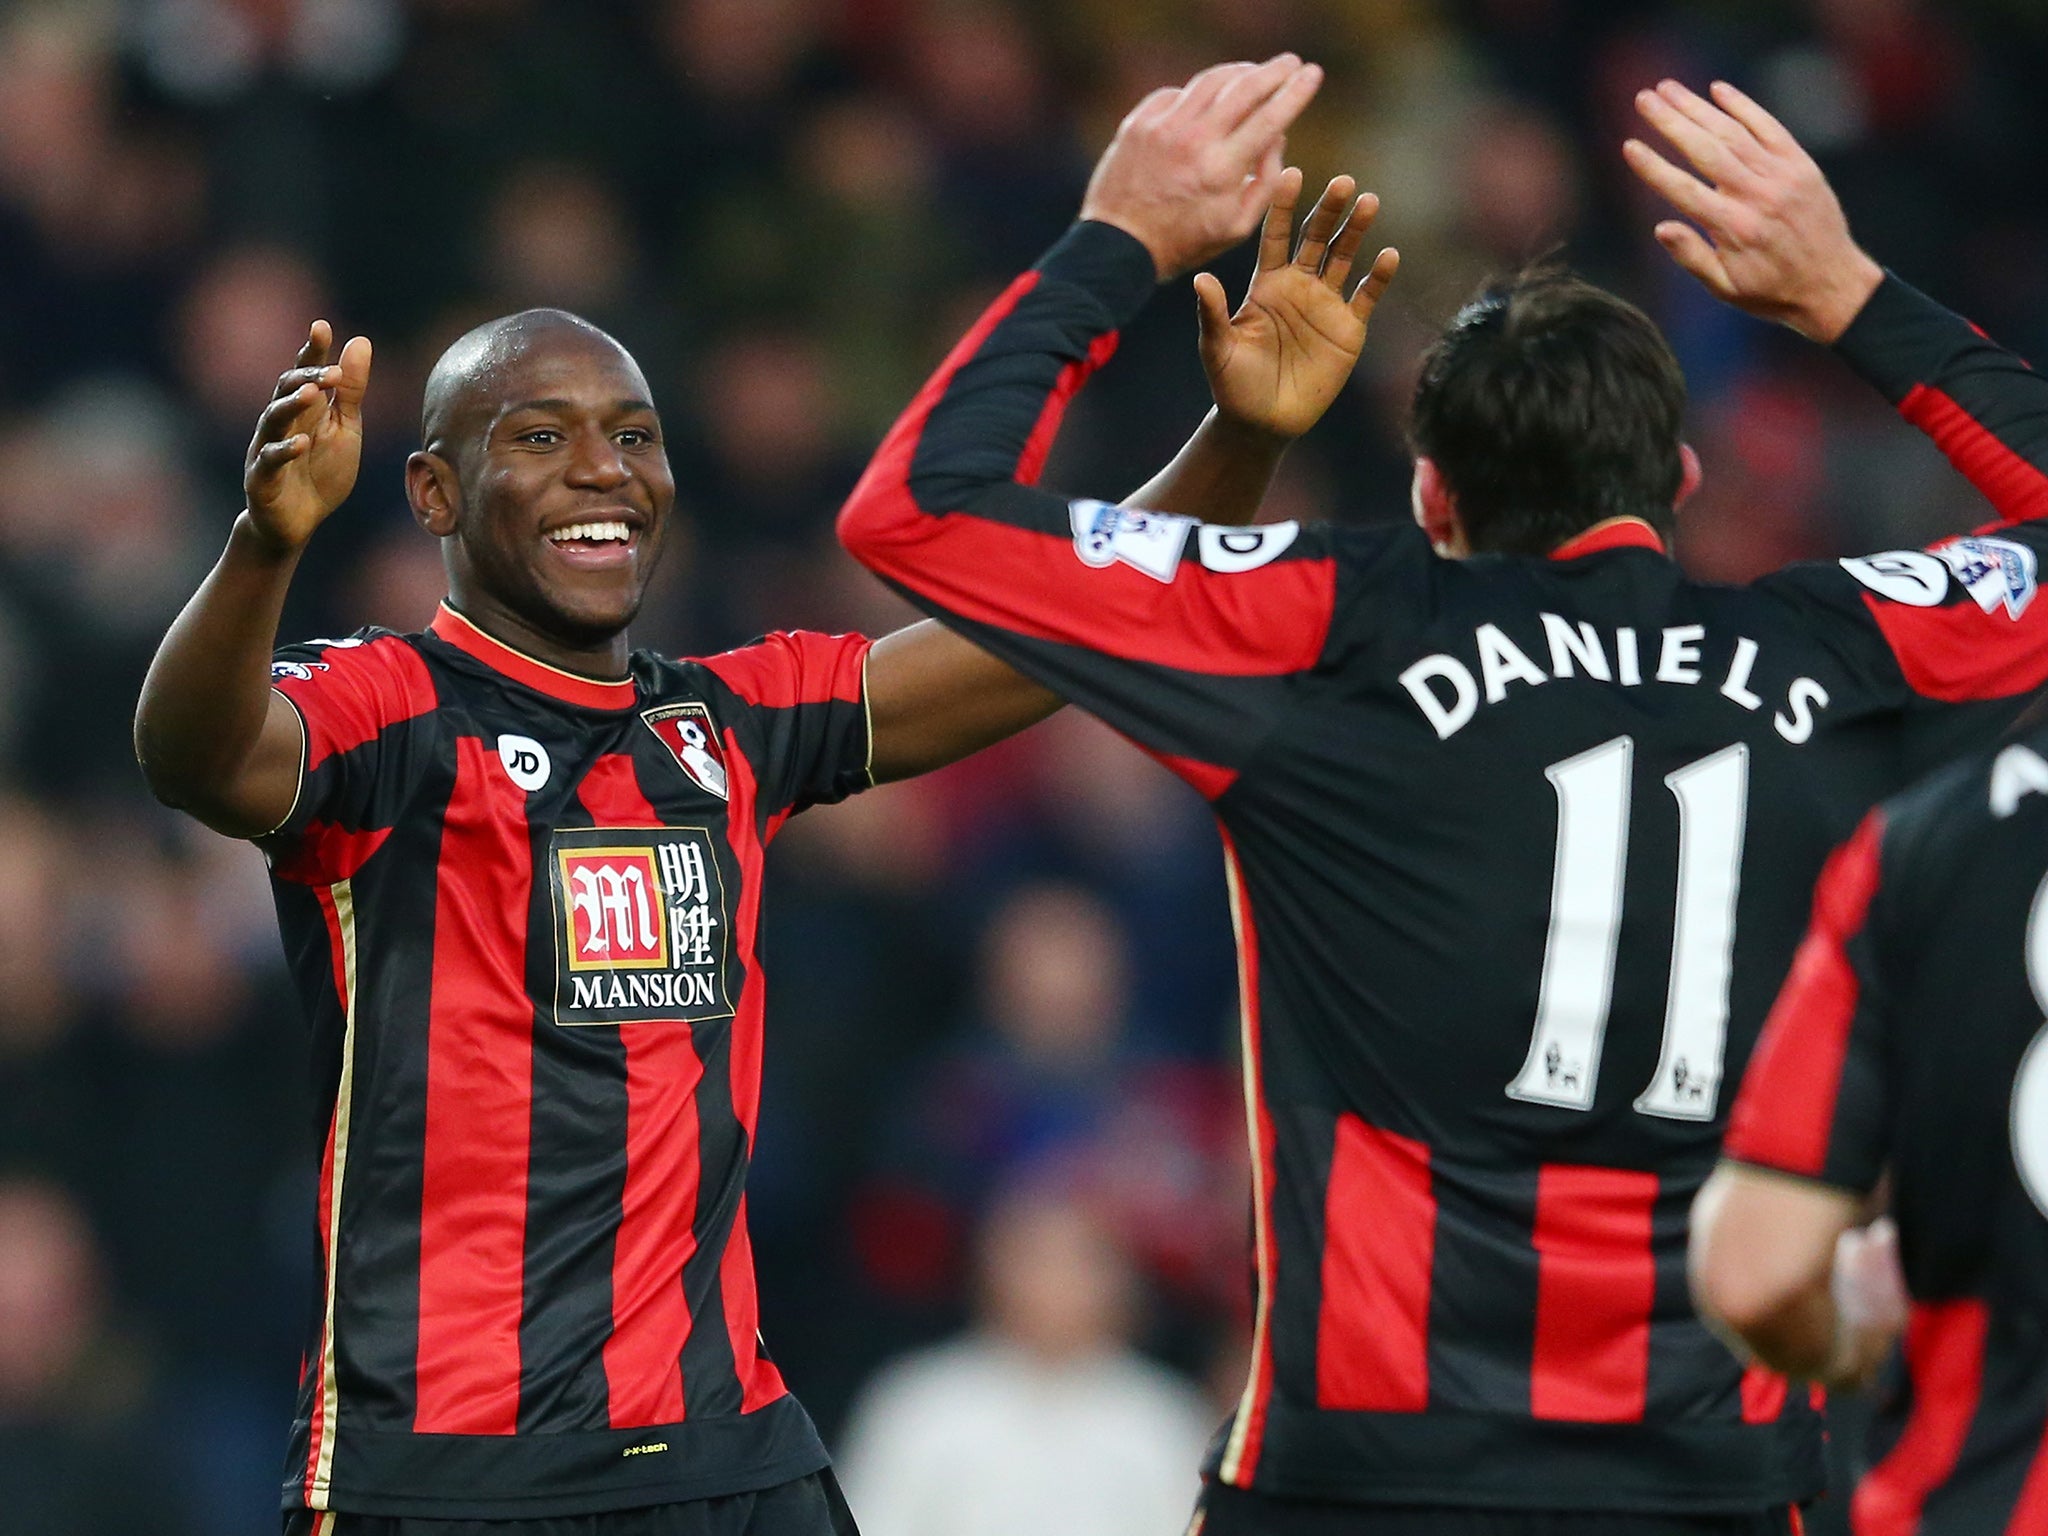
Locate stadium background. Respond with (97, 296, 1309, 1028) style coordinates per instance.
(1, 1, 2044, 1532)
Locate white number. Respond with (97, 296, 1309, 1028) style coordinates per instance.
(1509, 739, 1633, 1109)
(1508, 737, 1749, 1119)
(2010, 872, 2048, 1217)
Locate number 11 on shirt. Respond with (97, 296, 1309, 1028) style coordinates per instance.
(1507, 736, 1750, 1121)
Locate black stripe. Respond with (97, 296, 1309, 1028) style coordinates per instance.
(1426, 1162, 1540, 1416)
(519, 736, 631, 1432)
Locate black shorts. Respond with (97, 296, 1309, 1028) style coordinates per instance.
(1191, 1482, 1802, 1536)
(284, 1469, 859, 1536)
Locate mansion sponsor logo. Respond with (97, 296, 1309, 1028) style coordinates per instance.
(548, 826, 734, 1024)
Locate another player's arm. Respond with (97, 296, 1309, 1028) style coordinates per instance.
(863, 156, 1400, 784)
(1691, 812, 1908, 1390)
(1629, 79, 2048, 518)
(135, 322, 373, 837)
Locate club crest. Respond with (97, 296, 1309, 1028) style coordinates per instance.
(642, 702, 729, 800)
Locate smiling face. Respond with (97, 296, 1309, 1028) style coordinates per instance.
(408, 312, 676, 655)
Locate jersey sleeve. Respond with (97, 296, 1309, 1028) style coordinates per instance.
(265, 630, 439, 884)
(835, 219, 1359, 800)
(1759, 275, 2048, 707)
(699, 630, 872, 823)
(1722, 809, 1893, 1194)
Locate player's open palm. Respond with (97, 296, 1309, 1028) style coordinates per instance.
(1624, 79, 1881, 343)
(1198, 168, 1400, 441)
(244, 319, 374, 552)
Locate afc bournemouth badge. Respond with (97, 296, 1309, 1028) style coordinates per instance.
(642, 702, 729, 800)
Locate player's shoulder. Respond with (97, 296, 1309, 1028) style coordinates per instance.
(642, 630, 871, 712)
(1754, 529, 2045, 621)
(1875, 727, 2048, 891)
(272, 625, 436, 697)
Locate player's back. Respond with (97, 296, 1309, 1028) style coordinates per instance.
(1206, 521, 1930, 1510)
(1729, 730, 2048, 1534)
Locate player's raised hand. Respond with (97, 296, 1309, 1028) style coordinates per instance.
(1195, 168, 1400, 441)
(1080, 54, 1324, 281)
(243, 320, 374, 553)
(1625, 79, 1883, 343)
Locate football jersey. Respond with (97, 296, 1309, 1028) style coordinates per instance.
(837, 220, 2048, 1512)
(264, 604, 871, 1519)
(1729, 730, 2048, 1536)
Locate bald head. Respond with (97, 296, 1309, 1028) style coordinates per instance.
(420, 308, 644, 450)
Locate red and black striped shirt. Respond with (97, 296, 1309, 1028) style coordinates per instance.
(837, 220, 2048, 1512)
(1731, 736, 2048, 1536)
(265, 603, 871, 1519)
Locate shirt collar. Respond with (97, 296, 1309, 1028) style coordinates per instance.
(1547, 518, 1667, 561)
(429, 603, 637, 710)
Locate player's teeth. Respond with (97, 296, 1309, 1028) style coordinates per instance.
(549, 521, 631, 544)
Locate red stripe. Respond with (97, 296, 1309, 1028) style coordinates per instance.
(1315, 1115, 1434, 1411)
(1861, 587, 2048, 702)
(578, 755, 703, 1428)
(429, 604, 636, 709)
(276, 634, 436, 770)
(414, 736, 534, 1434)
(837, 273, 1337, 681)
(1018, 331, 1119, 485)
(1139, 744, 1239, 800)
(272, 823, 392, 886)
(1726, 811, 1886, 1177)
(857, 511, 1334, 678)
(1900, 383, 2048, 526)
(2003, 1417, 2048, 1533)
(301, 884, 351, 1502)
(720, 1193, 786, 1411)
(1530, 1164, 1657, 1423)
(700, 632, 868, 712)
(715, 739, 785, 1411)
(1740, 1362, 1790, 1424)
(1219, 829, 1278, 1482)
(1852, 1300, 1989, 1536)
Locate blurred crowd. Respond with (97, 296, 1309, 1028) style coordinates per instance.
(1, 1, 2045, 1533)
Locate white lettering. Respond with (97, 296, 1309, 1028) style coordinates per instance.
(1476, 623, 1548, 704)
(1993, 745, 2048, 818)
(1657, 625, 1705, 684)
(1616, 627, 1642, 686)
(1720, 637, 1762, 711)
(1541, 613, 1610, 681)
(1400, 654, 1479, 740)
(1774, 677, 1830, 744)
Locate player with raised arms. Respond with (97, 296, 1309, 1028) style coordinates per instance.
(133, 54, 1372, 1536)
(840, 65, 2048, 1536)
(1630, 79, 2048, 1536)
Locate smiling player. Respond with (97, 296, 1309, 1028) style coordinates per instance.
(133, 54, 1352, 1536)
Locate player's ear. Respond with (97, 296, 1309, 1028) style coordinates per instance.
(1674, 441, 1703, 511)
(1411, 457, 1467, 557)
(407, 450, 461, 538)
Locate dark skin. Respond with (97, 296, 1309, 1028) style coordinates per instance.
(135, 91, 1395, 837)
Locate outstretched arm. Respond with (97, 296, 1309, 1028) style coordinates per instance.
(862, 86, 1398, 784)
(135, 322, 373, 836)
(1627, 78, 2048, 523)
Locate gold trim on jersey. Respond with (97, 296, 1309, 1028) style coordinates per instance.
(310, 879, 360, 1510)
(1217, 843, 1275, 1486)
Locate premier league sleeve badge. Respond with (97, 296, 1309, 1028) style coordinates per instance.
(641, 702, 730, 800)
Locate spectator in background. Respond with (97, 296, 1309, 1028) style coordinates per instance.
(0, 1177, 199, 1536)
(837, 1176, 1214, 1536)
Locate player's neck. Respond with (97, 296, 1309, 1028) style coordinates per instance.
(442, 594, 631, 681)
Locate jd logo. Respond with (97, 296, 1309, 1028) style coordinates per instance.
(498, 734, 551, 792)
